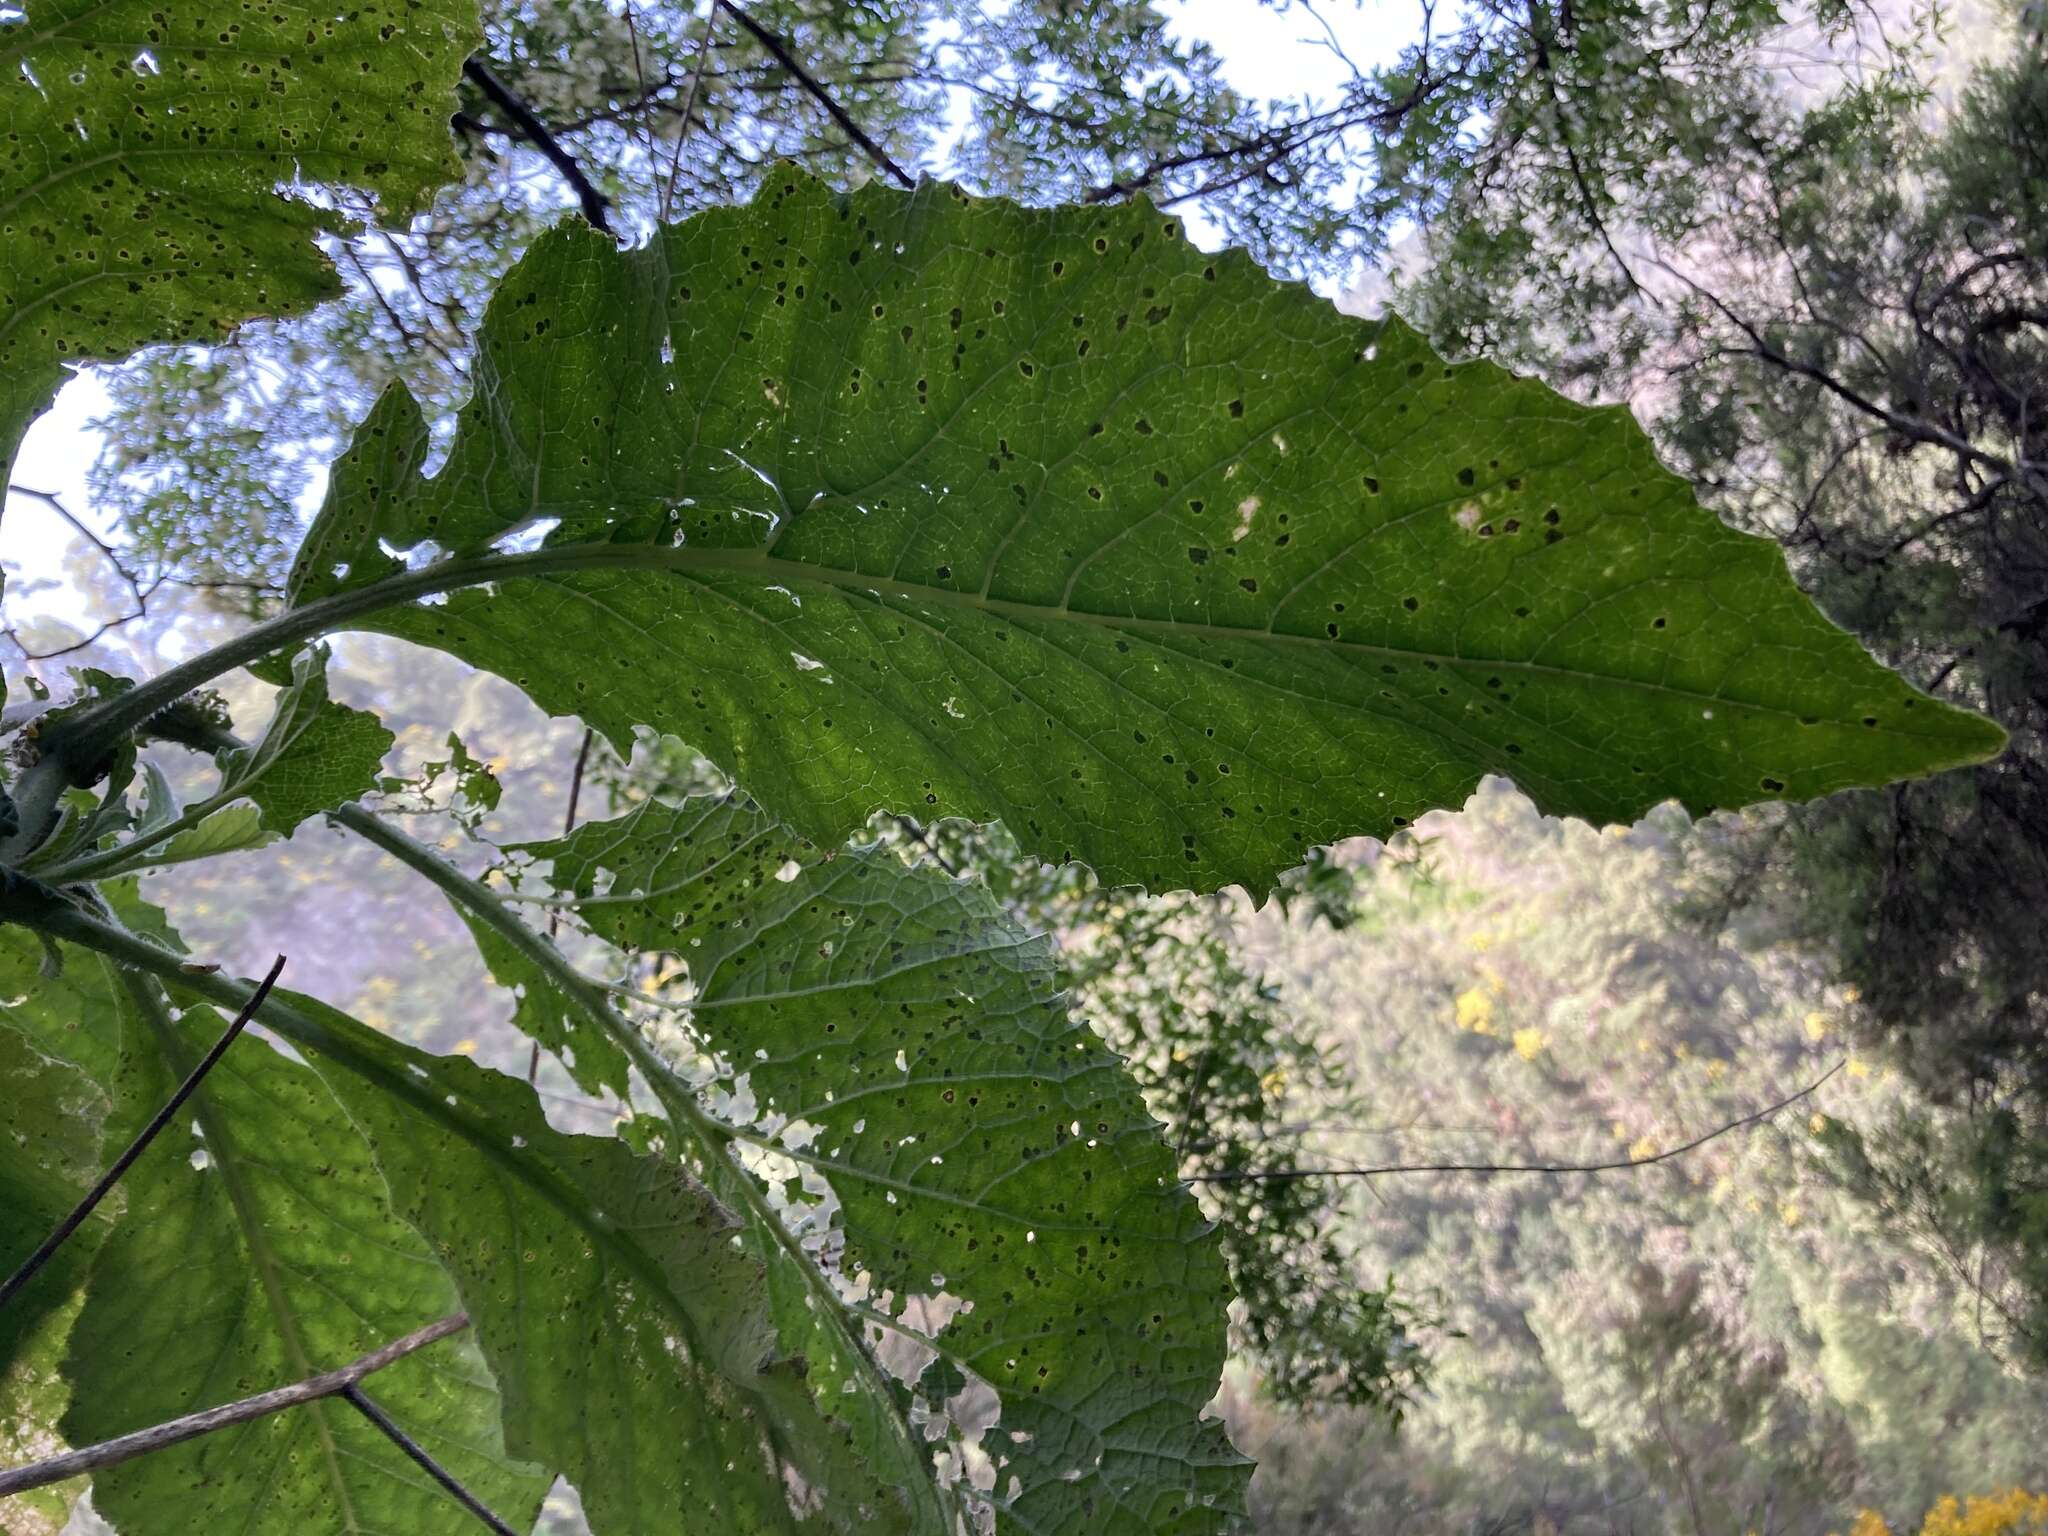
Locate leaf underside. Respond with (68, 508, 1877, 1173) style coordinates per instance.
(0, 0, 477, 480)
(511, 794, 1249, 1533)
(293, 169, 2004, 893)
(3, 803, 1245, 1534)
(0, 940, 122, 1535)
(0, 1003, 107, 1377)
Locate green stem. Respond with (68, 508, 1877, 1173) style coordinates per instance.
(325, 805, 709, 1123)
(1, 885, 357, 1070)
(41, 790, 239, 884)
(33, 539, 754, 782)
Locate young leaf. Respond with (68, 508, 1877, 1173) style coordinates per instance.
(135, 763, 181, 836)
(0, 0, 479, 482)
(35, 649, 383, 883)
(135, 804, 276, 865)
(273, 170, 2003, 893)
(0, 924, 549, 1536)
(216, 646, 394, 835)
(513, 795, 1251, 1532)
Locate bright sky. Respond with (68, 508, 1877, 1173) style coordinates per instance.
(1, 0, 1417, 647)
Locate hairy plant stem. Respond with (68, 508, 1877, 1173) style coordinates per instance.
(40, 786, 248, 885)
(322, 804, 694, 1133)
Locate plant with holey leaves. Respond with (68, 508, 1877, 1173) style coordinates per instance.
(0, 9, 2004, 1531)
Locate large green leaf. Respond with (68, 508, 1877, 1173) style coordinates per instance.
(1, 872, 945, 1532)
(0, 924, 549, 1536)
(0, 0, 478, 480)
(512, 795, 1249, 1533)
(286, 170, 2003, 893)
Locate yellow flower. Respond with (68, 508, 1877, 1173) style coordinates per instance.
(1512, 1027, 1548, 1061)
(1848, 1057, 1872, 1079)
(1779, 1200, 1802, 1227)
(1627, 1136, 1659, 1162)
(1918, 1487, 2048, 1536)
(1811, 1112, 1829, 1134)
(1454, 987, 1494, 1034)
(1805, 1010, 1830, 1041)
(1259, 1067, 1288, 1098)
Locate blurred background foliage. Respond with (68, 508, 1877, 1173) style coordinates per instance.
(7, 0, 2048, 1528)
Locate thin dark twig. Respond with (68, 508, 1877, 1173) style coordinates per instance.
(463, 58, 615, 235)
(1191, 1061, 1844, 1184)
(0, 1313, 468, 1497)
(716, 1, 915, 188)
(341, 1384, 521, 1536)
(0, 954, 288, 1313)
(3, 485, 168, 660)
(660, 3, 721, 222)
(893, 814, 959, 877)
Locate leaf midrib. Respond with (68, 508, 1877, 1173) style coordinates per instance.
(57, 530, 1995, 784)
(455, 542, 1980, 737)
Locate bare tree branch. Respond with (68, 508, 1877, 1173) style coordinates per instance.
(463, 58, 615, 235)
(659, 1, 721, 222)
(716, 1, 915, 188)
(893, 814, 959, 877)
(1653, 256, 2048, 507)
(0, 954, 288, 1313)
(0, 1314, 469, 1498)
(2, 486, 167, 661)
(534, 725, 597, 1081)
